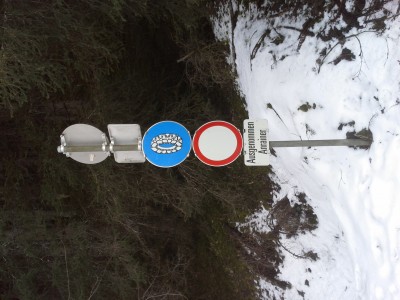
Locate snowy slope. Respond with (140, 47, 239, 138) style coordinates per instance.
(214, 2, 400, 300)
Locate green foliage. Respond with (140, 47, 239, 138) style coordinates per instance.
(0, 0, 126, 115)
(0, 1, 273, 299)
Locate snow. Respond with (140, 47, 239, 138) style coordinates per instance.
(213, 2, 400, 299)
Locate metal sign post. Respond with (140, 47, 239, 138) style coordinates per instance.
(58, 120, 373, 167)
(269, 139, 372, 148)
(58, 145, 140, 152)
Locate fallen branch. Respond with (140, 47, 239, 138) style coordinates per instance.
(275, 239, 310, 260)
(318, 30, 377, 73)
(251, 30, 270, 61)
(352, 36, 364, 79)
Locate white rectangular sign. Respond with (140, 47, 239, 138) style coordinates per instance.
(107, 124, 145, 163)
(243, 119, 269, 166)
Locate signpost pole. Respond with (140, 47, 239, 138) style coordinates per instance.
(58, 144, 139, 153)
(269, 139, 372, 148)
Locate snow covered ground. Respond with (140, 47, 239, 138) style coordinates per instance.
(214, 2, 400, 299)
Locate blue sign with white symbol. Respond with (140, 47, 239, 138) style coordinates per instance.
(142, 121, 192, 168)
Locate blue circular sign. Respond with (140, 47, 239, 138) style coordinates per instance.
(142, 121, 192, 168)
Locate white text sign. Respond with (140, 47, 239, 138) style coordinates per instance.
(243, 119, 269, 166)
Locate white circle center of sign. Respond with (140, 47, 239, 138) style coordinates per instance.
(198, 126, 237, 161)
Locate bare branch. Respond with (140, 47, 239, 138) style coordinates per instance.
(61, 240, 71, 300)
(352, 36, 364, 79)
(87, 256, 113, 300)
(318, 30, 378, 73)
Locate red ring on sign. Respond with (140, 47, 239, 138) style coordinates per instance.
(193, 121, 243, 167)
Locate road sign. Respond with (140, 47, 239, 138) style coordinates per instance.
(243, 119, 269, 166)
(142, 121, 191, 168)
(58, 124, 109, 164)
(193, 121, 242, 167)
(107, 124, 145, 163)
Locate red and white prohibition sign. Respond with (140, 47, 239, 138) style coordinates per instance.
(193, 121, 243, 167)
